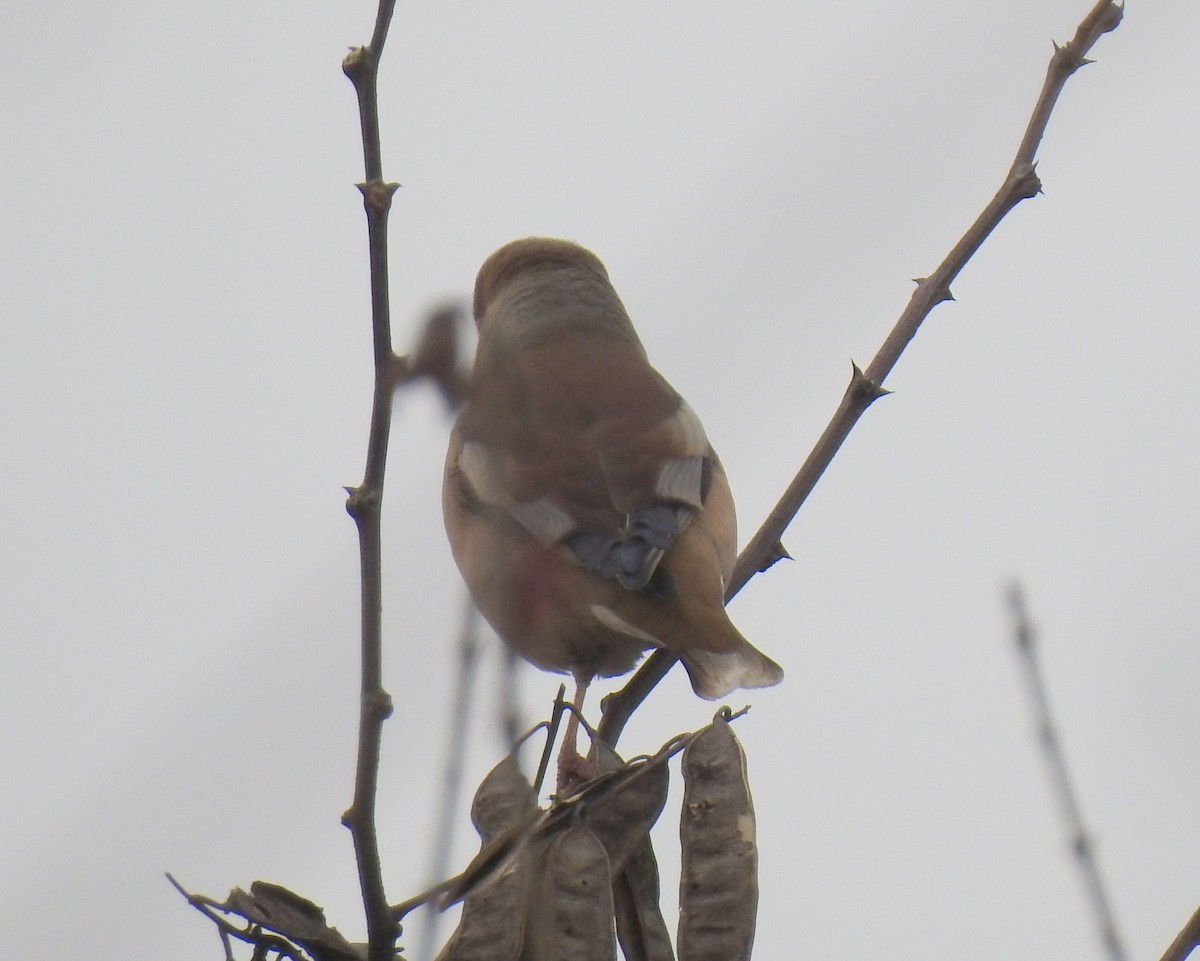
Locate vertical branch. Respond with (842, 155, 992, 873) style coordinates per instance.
(416, 599, 483, 961)
(498, 645, 524, 750)
(1007, 583, 1127, 961)
(341, 4, 401, 961)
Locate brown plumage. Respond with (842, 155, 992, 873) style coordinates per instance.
(443, 238, 782, 763)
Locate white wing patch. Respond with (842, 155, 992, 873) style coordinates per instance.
(655, 456, 705, 509)
(675, 401, 710, 455)
(458, 440, 506, 505)
(509, 496, 577, 546)
(590, 605, 663, 645)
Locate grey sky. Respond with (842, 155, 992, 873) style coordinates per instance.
(2, 1, 1198, 959)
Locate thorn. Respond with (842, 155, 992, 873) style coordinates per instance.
(342, 46, 369, 77)
(356, 179, 400, 213)
(390, 352, 412, 388)
(924, 279, 955, 304)
(850, 361, 891, 403)
(753, 541, 791, 574)
(913, 276, 953, 304)
(344, 485, 379, 521)
(1009, 163, 1042, 201)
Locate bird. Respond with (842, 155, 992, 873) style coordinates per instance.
(442, 237, 783, 780)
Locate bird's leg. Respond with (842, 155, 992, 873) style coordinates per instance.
(556, 674, 594, 794)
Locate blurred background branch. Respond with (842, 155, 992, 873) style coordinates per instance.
(1008, 582, 1127, 961)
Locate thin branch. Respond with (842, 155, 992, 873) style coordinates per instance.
(1007, 584, 1128, 961)
(340, 4, 402, 960)
(498, 646, 524, 750)
(416, 599, 483, 961)
(534, 684, 570, 798)
(167, 875, 307, 961)
(1159, 904, 1200, 961)
(598, 0, 1123, 749)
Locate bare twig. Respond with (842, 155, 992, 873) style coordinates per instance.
(1159, 903, 1200, 961)
(598, 0, 1123, 749)
(416, 599, 483, 961)
(340, 3, 402, 960)
(533, 684, 570, 797)
(1007, 584, 1127, 961)
(499, 646, 524, 750)
(167, 874, 307, 961)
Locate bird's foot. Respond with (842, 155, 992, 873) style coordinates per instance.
(555, 745, 597, 797)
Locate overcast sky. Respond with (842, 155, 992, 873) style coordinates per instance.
(3, 1, 1199, 959)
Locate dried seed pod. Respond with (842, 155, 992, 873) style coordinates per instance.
(436, 754, 539, 961)
(472, 753, 538, 840)
(525, 826, 616, 961)
(582, 742, 670, 873)
(677, 715, 758, 961)
(435, 860, 528, 961)
(588, 740, 674, 961)
(613, 835, 675, 961)
(222, 882, 360, 961)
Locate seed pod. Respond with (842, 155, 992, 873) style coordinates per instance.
(471, 753, 538, 840)
(588, 740, 674, 961)
(677, 715, 758, 961)
(525, 826, 616, 961)
(223, 882, 360, 961)
(435, 859, 528, 961)
(436, 754, 539, 961)
(613, 834, 675, 961)
(583, 742, 670, 873)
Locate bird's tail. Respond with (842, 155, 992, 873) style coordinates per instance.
(679, 641, 784, 701)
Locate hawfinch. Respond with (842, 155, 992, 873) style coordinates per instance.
(443, 238, 783, 728)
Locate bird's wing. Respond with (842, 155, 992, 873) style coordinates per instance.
(454, 333, 717, 589)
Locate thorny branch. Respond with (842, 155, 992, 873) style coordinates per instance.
(1159, 903, 1200, 961)
(597, 0, 1124, 750)
(340, 2, 402, 960)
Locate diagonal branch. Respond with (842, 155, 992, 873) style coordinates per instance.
(1159, 903, 1200, 961)
(598, 0, 1123, 749)
(340, 3, 402, 961)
